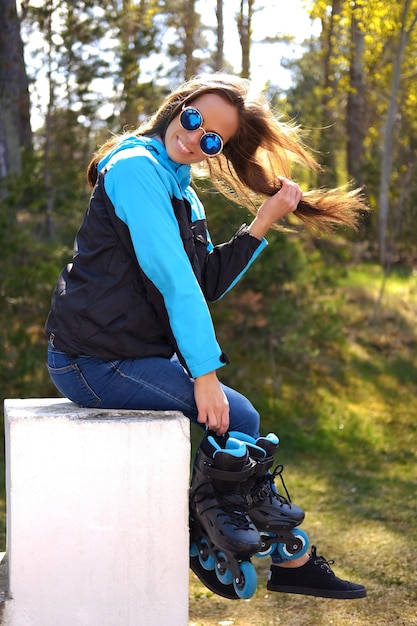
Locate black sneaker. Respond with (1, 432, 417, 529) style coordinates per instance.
(266, 546, 366, 599)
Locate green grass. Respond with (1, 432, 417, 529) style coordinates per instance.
(189, 263, 417, 625)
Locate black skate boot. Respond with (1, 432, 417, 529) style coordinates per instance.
(189, 431, 262, 600)
(229, 431, 309, 561)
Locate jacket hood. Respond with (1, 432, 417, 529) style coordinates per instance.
(98, 135, 192, 192)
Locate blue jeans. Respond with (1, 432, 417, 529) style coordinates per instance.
(47, 339, 260, 438)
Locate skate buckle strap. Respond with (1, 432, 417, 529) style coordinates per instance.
(202, 459, 256, 482)
(255, 482, 270, 502)
(250, 479, 273, 506)
(192, 493, 253, 531)
(253, 456, 274, 474)
(219, 498, 255, 530)
(192, 494, 221, 516)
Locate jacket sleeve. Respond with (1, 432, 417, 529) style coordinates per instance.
(103, 150, 228, 378)
(202, 224, 267, 302)
(183, 187, 268, 302)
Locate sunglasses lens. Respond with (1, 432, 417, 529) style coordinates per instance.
(200, 133, 223, 156)
(180, 108, 202, 131)
(180, 106, 223, 156)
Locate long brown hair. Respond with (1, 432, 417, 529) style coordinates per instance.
(87, 73, 368, 233)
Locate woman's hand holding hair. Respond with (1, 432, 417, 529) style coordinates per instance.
(248, 176, 302, 240)
(194, 371, 230, 435)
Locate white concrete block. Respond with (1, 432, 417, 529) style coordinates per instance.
(1, 398, 190, 626)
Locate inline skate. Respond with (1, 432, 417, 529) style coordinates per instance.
(189, 430, 262, 599)
(229, 431, 309, 562)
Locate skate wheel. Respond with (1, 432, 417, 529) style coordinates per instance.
(277, 529, 309, 560)
(189, 541, 199, 558)
(232, 560, 257, 599)
(198, 537, 216, 571)
(255, 531, 276, 558)
(215, 551, 233, 585)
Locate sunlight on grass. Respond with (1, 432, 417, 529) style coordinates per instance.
(189, 264, 417, 626)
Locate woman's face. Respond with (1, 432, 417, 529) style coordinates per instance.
(164, 93, 239, 164)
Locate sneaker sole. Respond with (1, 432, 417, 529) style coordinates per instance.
(266, 582, 367, 599)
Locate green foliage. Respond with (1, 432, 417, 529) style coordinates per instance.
(278, 0, 417, 263)
(0, 182, 70, 406)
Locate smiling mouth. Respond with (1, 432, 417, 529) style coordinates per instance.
(177, 136, 192, 154)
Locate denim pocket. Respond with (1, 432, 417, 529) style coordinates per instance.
(47, 346, 101, 407)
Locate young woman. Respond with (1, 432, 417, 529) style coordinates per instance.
(46, 73, 367, 600)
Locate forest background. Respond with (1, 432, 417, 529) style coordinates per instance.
(1, 1, 417, 624)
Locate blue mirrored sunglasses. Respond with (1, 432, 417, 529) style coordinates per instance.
(179, 106, 224, 157)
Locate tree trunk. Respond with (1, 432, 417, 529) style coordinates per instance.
(319, 0, 342, 187)
(120, 0, 145, 128)
(214, 0, 224, 71)
(237, 0, 254, 79)
(0, 0, 32, 180)
(378, 0, 417, 266)
(183, 0, 198, 79)
(43, 1, 55, 238)
(347, 4, 366, 186)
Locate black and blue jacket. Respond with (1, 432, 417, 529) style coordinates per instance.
(46, 135, 267, 378)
